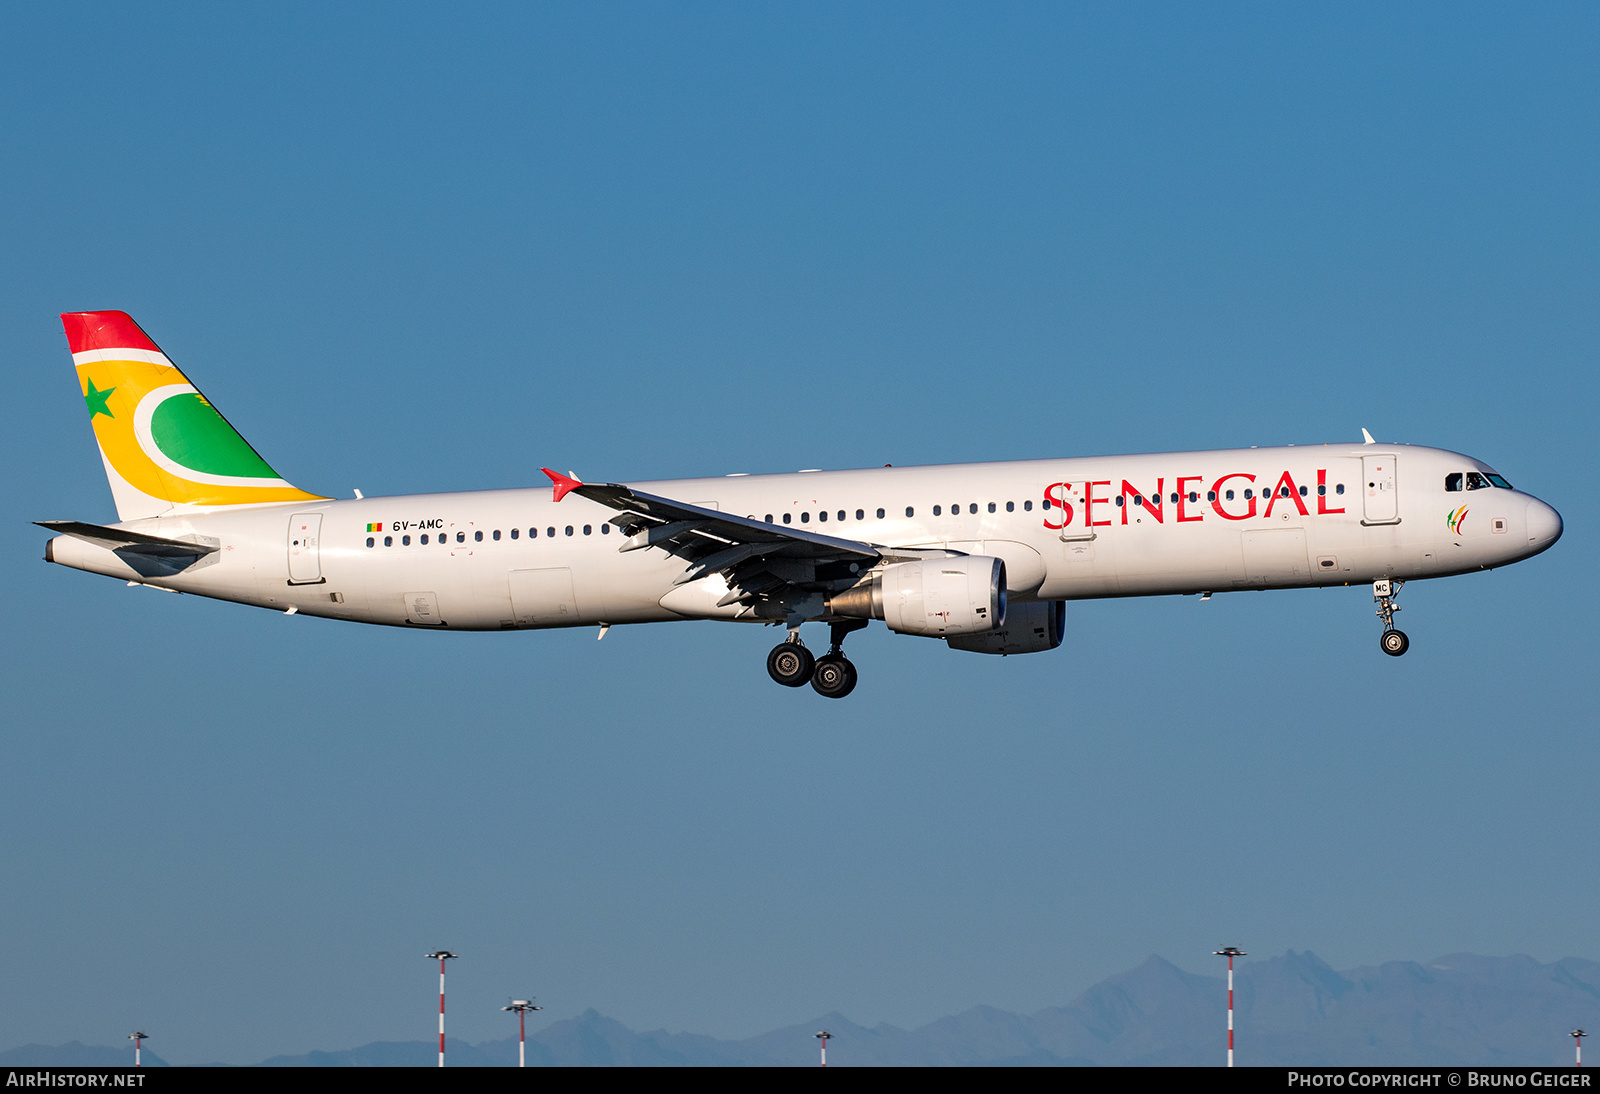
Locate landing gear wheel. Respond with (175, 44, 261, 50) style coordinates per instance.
(767, 642, 815, 687)
(810, 655, 858, 699)
(1380, 629, 1410, 657)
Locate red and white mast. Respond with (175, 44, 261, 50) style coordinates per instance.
(1214, 947, 1246, 1067)
(1574, 1029, 1586, 1068)
(504, 999, 543, 1067)
(815, 1030, 832, 1067)
(128, 1032, 147, 1068)
(425, 951, 458, 1066)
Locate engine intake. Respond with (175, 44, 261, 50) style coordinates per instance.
(828, 556, 1006, 637)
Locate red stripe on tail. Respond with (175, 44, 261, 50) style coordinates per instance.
(61, 311, 163, 355)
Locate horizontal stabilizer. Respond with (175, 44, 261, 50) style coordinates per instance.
(36, 520, 220, 557)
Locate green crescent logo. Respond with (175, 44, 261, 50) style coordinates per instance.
(148, 392, 280, 479)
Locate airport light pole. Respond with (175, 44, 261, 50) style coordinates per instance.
(503, 1000, 543, 1067)
(128, 1032, 147, 1068)
(1574, 1030, 1586, 1067)
(1215, 947, 1247, 1067)
(426, 951, 458, 1066)
(815, 1030, 832, 1067)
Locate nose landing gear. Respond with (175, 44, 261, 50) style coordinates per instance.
(1374, 579, 1409, 657)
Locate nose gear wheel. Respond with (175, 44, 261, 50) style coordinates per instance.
(1373, 580, 1410, 657)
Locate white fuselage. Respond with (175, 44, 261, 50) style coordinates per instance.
(46, 443, 1561, 633)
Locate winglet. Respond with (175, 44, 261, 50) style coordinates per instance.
(541, 468, 583, 502)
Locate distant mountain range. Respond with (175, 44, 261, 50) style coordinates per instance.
(8, 951, 1597, 1066)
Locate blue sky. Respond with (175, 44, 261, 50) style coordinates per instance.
(2, 2, 1595, 1064)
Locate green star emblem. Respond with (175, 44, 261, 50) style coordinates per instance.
(84, 378, 115, 419)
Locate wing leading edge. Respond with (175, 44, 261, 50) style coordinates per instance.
(541, 468, 947, 617)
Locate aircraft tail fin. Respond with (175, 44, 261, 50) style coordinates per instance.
(61, 311, 326, 521)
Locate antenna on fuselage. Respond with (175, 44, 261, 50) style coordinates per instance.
(1361, 428, 1376, 444)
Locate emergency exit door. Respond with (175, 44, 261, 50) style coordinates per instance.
(288, 513, 324, 583)
(1361, 455, 1399, 525)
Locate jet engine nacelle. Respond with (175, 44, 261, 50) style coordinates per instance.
(828, 556, 1006, 637)
(946, 599, 1065, 655)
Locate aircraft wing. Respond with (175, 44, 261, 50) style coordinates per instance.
(542, 469, 946, 610)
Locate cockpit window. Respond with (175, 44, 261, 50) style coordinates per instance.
(1465, 472, 1492, 490)
(1486, 473, 1513, 489)
(1445, 473, 1463, 492)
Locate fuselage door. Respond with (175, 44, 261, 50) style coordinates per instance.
(288, 513, 324, 584)
(1362, 455, 1399, 524)
(509, 568, 580, 625)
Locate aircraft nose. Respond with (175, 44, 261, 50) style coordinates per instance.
(1525, 498, 1563, 552)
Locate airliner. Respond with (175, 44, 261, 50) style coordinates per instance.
(41, 311, 1562, 698)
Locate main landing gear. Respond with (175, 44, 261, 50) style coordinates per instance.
(1374, 579, 1409, 657)
(765, 620, 866, 698)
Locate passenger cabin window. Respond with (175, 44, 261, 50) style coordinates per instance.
(565, 526, 574, 536)
(421, 534, 429, 544)
(856, 509, 864, 520)
(818, 510, 827, 521)
(583, 525, 592, 535)
(1024, 501, 1032, 511)
(933, 505, 942, 516)
(601, 524, 610, 534)
(474, 531, 483, 542)
(1006, 501, 1014, 512)
(876, 508, 885, 518)
(765, 514, 773, 523)
(546, 527, 555, 538)
(839, 510, 846, 521)
(1336, 484, 1345, 495)
(492, 530, 501, 541)
(905, 506, 915, 517)
(384, 535, 393, 546)
(801, 512, 810, 523)
(366, 537, 374, 548)
(783, 513, 791, 524)
(510, 529, 518, 539)
(457, 532, 466, 543)
(402, 535, 410, 545)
